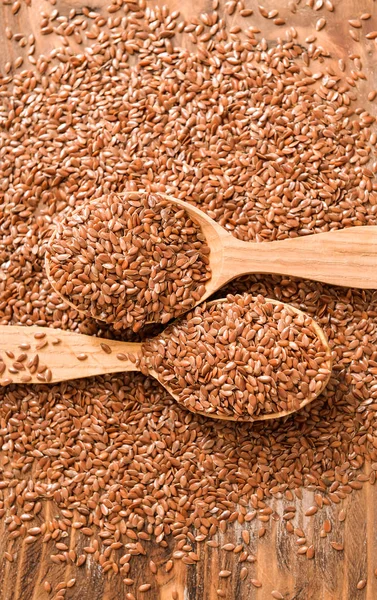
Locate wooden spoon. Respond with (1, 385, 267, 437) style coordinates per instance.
(0, 298, 332, 422)
(163, 194, 377, 294)
(45, 192, 377, 325)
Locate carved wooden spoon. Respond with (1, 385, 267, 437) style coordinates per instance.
(45, 192, 377, 328)
(0, 298, 332, 422)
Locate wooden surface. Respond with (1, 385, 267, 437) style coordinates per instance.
(1, 1, 377, 600)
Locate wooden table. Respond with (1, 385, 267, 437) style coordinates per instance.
(1, 1, 377, 598)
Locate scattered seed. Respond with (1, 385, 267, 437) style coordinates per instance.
(357, 580, 367, 590)
(219, 570, 231, 578)
(316, 18, 326, 30)
(165, 560, 173, 573)
(100, 343, 112, 354)
(305, 506, 318, 517)
(348, 20, 361, 28)
(331, 542, 344, 551)
(149, 560, 157, 574)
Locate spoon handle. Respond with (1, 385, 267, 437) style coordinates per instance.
(0, 326, 142, 385)
(223, 225, 377, 289)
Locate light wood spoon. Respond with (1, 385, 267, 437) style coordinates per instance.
(45, 192, 377, 326)
(164, 194, 377, 293)
(0, 298, 332, 422)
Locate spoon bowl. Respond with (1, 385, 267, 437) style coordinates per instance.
(0, 298, 332, 422)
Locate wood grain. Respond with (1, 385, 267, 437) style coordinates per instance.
(1, 0, 377, 599)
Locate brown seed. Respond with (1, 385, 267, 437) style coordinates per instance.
(348, 20, 361, 28)
(251, 579, 262, 588)
(100, 343, 112, 354)
(331, 542, 344, 551)
(67, 579, 76, 588)
(305, 506, 318, 517)
(149, 560, 157, 574)
(77, 354, 88, 361)
(165, 560, 173, 572)
(241, 530, 250, 545)
(138, 584, 152, 592)
(316, 18, 326, 30)
(323, 519, 332, 533)
(34, 332, 46, 340)
(219, 570, 231, 578)
(356, 580, 367, 590)
(271, 592, 284, 600)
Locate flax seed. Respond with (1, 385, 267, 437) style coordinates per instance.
(149, 560, 157, 574)
(219, 570, 231, 578)
(338, 510, 346, 522)
(330, 542, 344, 551)
(357, 580, 367, 590)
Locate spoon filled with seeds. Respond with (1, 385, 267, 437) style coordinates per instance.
(45, 191, 377, 332)
(0, 294, 332, 422)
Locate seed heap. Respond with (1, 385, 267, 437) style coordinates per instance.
(1, 0, 377, 596)
(143, 294, 331, 419)
(46, 192, 211, 331)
